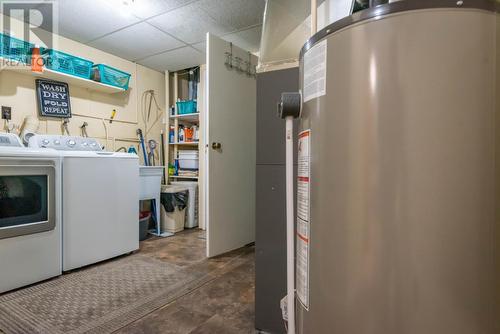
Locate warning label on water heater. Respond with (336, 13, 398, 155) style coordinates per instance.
(303, 39, 327, 103)
(297, 130, 311, 310)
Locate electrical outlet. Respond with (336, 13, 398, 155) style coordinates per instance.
(1, 106, 11, 120)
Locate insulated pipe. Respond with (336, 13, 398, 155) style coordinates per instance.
(311, 0, 317, 36)
(278, 92, 301, 334)
(285, 116, 295, 334)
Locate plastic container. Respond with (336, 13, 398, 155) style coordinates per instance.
(178, 150, 198, 157)
(160, 185, 189, 233)
(178, 150, 199, 170)
(176, 100, 197, 115)
(178, 158, 199, 170)
(171, 181, 199, 228)
(92, 64, 131, 90)
(139, 211, 151, 241)
(0, 33, 33, 64)
(42, 49, 93, 79)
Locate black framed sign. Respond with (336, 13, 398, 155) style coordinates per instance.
(36, 79, 72, 118)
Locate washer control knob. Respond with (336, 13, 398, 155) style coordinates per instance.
(54, 140, 60, 145)
(82, 142, 89, 147)
(41, 139, 50, 146)
(67, 139, 76, 147)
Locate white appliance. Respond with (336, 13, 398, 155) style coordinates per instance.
(0, 133, 62, 293)
(29, 135, 139, 271)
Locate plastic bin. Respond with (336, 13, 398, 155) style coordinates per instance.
(0, 33, 33, 64)
(176, 100, 197, 115)
(139, 211, 151, 241)
(178, 158, 199, 170)
(160, 185, 189, 233)
(171, 181, 199, 228)
(178, 150, 199, 170)
(92, 64, 131, 90)
(42, 49, 93, 79)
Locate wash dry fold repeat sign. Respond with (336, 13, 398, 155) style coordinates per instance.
(36, 79, 72, 118)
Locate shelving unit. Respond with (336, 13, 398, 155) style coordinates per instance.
(0, 60, 126, 94)
(167, 70, 202, 183)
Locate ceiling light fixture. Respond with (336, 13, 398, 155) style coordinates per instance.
(105, 0, 137, 18)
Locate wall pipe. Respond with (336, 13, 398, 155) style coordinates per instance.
(311, 0, 318, 36)
(284, 3, 317, 334)
(285, 116, 296, 334)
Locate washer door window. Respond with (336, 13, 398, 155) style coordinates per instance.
(0, 165, 55, 239)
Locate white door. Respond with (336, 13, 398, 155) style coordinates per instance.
(206, 33, 257, 257)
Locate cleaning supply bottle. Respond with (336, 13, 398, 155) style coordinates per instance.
(174, 159, 180, 175)
(31, 46, 43, 73)
(169, 126, 175, 143)
(193, 125, 199, 142)
(178, 126, 185, 143)
(168, 163, 176, 176)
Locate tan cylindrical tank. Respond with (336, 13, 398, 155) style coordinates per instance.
(297, 1, 499, 333)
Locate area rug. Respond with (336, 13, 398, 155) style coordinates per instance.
(0, 254, 223, 334)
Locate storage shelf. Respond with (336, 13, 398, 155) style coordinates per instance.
(170, 175, 199, 180)
(169, 142, 199, 146)
(0, 61, 126, 94)
(169, 113, 200, 122)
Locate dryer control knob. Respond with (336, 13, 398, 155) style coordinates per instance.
(67, 139, 76, 147)
(41, 139, 50, 146)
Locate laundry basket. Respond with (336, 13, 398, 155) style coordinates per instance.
(91, 64, 131, 90)
(42, 49, 93, 79)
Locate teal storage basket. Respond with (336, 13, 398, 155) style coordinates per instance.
(42, 49, 93, 79)
(0, 33, 33, 64)
(176, 100, 197, 115)
(91, 64, 131, 90)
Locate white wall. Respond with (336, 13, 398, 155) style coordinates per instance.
(0, 14, 166, 162)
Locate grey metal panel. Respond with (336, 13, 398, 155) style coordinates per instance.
(297, 8, 499, 334)
(255, 164, 287, 334)
(256, 68, 299, 165)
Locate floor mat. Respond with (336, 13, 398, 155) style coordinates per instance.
(0, 254, 213, 334)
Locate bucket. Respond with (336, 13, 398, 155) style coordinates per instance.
(139, 211, 151, 241)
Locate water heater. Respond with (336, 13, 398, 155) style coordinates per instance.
(281, 1, 500, 333)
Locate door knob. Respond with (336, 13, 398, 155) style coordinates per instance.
(212, 142, 222, 150)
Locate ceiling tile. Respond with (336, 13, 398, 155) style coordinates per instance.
(222, 25, 262, 53)
(130, 0, 195, 20)
(54, 0, 140, 43)
(198, 0, 265, 31)
(138, 46, 205, 72)
(191, 41, 206, 53)
(148, 1, 233, 44)
(89, 22, 185, 61)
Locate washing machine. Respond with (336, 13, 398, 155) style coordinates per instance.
(0, 133, 62, 293)
(29, 135, 139, 271)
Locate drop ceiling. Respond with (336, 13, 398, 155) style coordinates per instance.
(26, 0, 265, 72)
